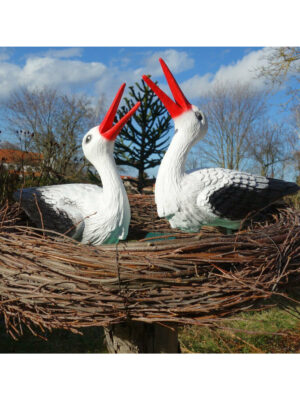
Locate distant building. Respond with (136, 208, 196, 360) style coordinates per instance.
(0, 149, 42, 176)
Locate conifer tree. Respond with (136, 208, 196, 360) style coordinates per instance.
(114, 78, 171, 192)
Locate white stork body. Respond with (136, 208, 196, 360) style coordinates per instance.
(143, 59, 300, 232)
(14, 84, 140, 245)
(16, 171, 130, 246)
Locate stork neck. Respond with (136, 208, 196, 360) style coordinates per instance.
(94, 151, 126, 204)
(158, 129, 192, 183)
(155, 127, 194, 217)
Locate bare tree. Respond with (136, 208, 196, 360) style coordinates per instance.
(257, 47, 300, 115)
(256, 47, 300, 178)
(3, 87, 101, 183)
(195, 81, 267, 171)
(186, 149, 208, 171)
(246, 120, 297, 178)
(291, 103, 300, 134)
(257, 47, 300, 87)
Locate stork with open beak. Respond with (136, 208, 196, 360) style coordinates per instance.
(143, 59, 299, 232)
(14, 84, 140, 245)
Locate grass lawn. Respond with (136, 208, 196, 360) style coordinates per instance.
(179, 306, 300, 353)
(0, 306, 299, 353)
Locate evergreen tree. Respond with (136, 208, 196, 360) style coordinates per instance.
(114, 79, 171, 192)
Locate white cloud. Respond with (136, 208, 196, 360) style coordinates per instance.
(134, 48, 272, 102)
(22, 57, 107, 88)
(0, 47, 274, 106)
(213, 48, 270, 87)
(0, 62, 23, 97)
(135, 49, 195, 77)
(181, 73, 214, 99)
(181, 48, 272, 100)
(42, 48, 83, 59)
(0, 56, 107, 99)
(0, 52, 143, 105)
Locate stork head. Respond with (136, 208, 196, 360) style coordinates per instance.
(142, 58, 208, 144)
(82, 83, 140, 164)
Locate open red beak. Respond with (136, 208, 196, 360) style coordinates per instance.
(99, 83, 140, 141)
(142, 58, 191, 119)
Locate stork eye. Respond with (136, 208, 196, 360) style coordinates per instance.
(195, 111, 203, 122)
(85, 134, 92, 144)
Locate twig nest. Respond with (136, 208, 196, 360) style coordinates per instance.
(0, 200, 299, 338)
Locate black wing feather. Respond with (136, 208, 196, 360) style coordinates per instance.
(209, 177, 299, 220)
(14, 188, 83, 238)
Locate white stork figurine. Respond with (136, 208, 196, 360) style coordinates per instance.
(14, 84, 140, 245)
(143, 59, 300, 232)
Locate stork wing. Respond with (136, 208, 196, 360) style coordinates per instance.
(14, 183, 102, 240)
(192, 169, 299, 221)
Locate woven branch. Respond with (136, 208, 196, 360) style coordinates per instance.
(127, 194, 192, 239)
(0, 198, 299, 339)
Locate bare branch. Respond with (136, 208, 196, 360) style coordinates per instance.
(192, 81, 267, 171)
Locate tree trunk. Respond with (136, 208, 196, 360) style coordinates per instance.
(137, 169, 145, 193)
(104, 321, 180, 353)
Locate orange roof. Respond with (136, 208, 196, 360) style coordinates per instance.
(0, 149, 43, 164)
(8, 169, 42, 177)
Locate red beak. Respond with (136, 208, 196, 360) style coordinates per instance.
(99, 83, 140, 141)
(142, 58, 191, 119)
